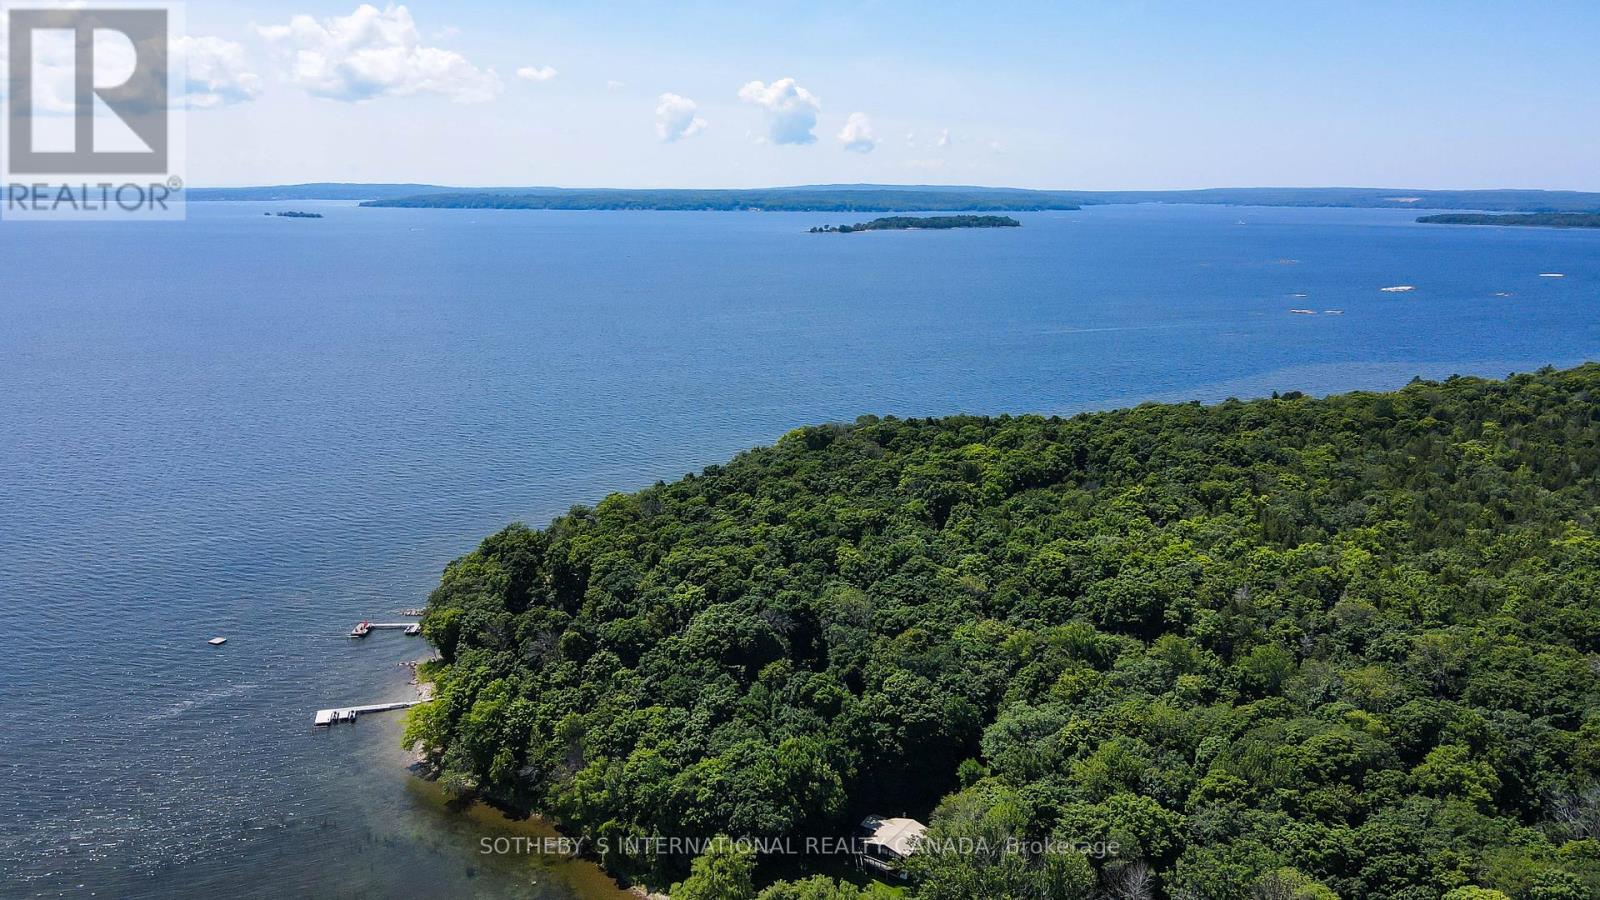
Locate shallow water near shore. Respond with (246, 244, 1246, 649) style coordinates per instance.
(2, 202, 1597, 897)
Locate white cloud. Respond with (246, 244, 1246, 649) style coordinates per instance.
(606, 79, 627, 92)
(0, 27, 133, 114)
(7, 26, 76, 114)
(655, 92, 706, 142)
(737, 77, 819, 145)
(257, 4, 501, 103)
(516, 65, 557, 83)
(901, 129, 950, 151)
(837, 112, 876, 153)
(4, 26, 218, 113)
(175, 36, 262, 108)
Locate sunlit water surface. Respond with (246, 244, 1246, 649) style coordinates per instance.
(3, 202, 1596, 897)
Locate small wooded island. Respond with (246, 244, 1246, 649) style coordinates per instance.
(809, 214, 1021, 233)
(267, 210, 324, 219)
(1417, 212, 1600, 228)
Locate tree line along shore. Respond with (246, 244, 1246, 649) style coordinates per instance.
(1417, 213, 1600, 228)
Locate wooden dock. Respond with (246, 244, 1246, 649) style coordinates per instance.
(367, 623, 418, 630)
(313, 699, 428, 726)
(321, 617, 431, 724)
(349, 621, 422, 637)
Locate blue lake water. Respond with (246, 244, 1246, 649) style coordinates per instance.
(2, 202, 1597, 898)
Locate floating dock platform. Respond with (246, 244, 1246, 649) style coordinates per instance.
(349, 621, 422, 637)
(313, 699, 428, 726)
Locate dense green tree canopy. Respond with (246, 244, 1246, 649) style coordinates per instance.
(409, 365, 1600, 898)
(1417, 214, 1600, 228)
(673, 836, 758, 900)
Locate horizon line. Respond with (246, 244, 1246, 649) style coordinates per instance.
(190, 182, 1600, 195)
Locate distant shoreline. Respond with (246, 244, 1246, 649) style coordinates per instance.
(1417, 212, 1600, 228)
(185, 184, 1600, 215)
(356, 189, 1078, 213)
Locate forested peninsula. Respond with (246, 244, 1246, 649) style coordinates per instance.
(314, 185, 1600, 213)
(1417, 214, 1600, 229)
(408, 365, 1600, 900)
(809, 215, 1021, 233)
(358, 188, 1079, 213)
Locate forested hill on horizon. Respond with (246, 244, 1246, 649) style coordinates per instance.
(186, 184, 1600, 214)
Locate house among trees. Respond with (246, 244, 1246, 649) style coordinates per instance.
(856, 815, 926, 877)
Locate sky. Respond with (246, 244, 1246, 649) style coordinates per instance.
(125, 1, 1600, 188)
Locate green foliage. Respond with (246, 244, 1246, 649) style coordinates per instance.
(672, 836, 756, 900)
(417, 366, 1600, 897)
(1418, 213, 1600, 228)
(1251, 867, 1340, 899)
(756, 876, 904, 900)
(1412, 745, 1501, 807)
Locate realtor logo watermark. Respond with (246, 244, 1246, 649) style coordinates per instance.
(3, 3, 186, 220)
